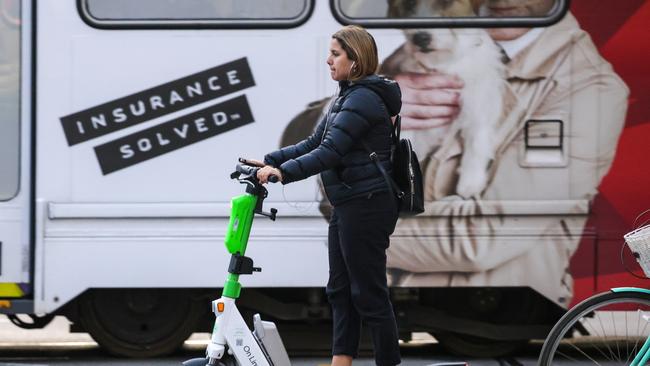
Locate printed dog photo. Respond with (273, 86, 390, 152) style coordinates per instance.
(381, 0, 506, 198)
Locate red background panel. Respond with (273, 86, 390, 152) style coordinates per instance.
(569, 0, 650, 305)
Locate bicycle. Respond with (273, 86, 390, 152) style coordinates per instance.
(538, 214, 650, 365)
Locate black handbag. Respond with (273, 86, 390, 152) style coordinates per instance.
(362, 115, 424, 216)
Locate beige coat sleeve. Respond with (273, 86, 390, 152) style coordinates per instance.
(562, 42, 630, 195)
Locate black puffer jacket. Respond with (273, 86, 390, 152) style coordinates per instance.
(264, 75, 401, 206)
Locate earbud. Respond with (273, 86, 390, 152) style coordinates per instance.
(349, 61, 357, 76)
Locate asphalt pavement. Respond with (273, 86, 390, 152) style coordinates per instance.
(0, 316, 541, 366)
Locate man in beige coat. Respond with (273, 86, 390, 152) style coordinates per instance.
(384, 1, 629, 308)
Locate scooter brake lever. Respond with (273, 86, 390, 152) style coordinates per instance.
(256, 207, 277, 221)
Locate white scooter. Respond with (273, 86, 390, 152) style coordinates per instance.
(184, 161, 290, 366)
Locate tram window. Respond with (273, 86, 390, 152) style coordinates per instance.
(0, 0, 20, 201)
(332, 0, 569, 28)
(79, 0, 313, 29)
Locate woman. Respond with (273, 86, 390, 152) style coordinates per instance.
(257, 25, 402, 366)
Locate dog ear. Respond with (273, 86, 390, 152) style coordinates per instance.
(386, 0, 399, 18)
(470, 0, 484, 15)
(378, 44, 408, 77)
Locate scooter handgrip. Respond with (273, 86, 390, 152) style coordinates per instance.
(269, 175, 279, 183)
(236, 164, 257, 176)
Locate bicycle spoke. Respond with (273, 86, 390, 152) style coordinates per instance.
(622, 310, 645, 366)
(612, 311, 621, 362)
(626, 338, 639, 366)
(556, 348, 580, 363)
(632, 312, 650, 365)
(597, 310, 618, 361)
(583, 317, 618, 362)
(567, 341, 604, 365)
(626, 314, 650, 366)
(626, 311, 629, 362)
(624, 310, 636, 365)
(639, 311, 650, 336)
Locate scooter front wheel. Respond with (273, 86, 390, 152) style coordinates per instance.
(182, 358, 210, 366)
(182, 355, 236, 366)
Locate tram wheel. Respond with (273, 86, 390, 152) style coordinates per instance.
(78, 288, 204, 358)
(423, 287, 553, 358)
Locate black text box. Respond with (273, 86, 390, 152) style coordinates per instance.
(61, 58, 255, 145)
(94, 95, 254, 174)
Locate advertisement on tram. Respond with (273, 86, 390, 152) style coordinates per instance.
(0, 0, 648, 358)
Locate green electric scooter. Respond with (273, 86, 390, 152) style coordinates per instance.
(183, 160, 470, 366)
(184, 160, 289, 366)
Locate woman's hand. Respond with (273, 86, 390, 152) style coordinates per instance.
(257, 166, 283, 184)
(394, 71, 464, 131)
(239, 158, 265, 167)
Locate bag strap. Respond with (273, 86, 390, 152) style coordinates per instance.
(360, 140, 404, 199)
(393, 115, 401, 142)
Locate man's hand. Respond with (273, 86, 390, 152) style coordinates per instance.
(394, 72, 464, 131)
(257, 166, 283, 184)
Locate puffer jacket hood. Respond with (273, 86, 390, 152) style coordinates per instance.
(342, 75, 402, 116)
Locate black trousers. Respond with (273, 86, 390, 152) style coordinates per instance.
(326, 191, 401, 366)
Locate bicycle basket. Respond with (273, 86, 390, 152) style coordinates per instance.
(624, 224, 650, 277)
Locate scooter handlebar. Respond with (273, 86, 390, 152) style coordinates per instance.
(235, 163, 258, 177)
(234, 163, 279, 183)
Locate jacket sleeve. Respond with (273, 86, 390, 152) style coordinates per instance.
(264, 113, 327, 168)
(278, 89, 384, 183)
(386, 41, 629, 274)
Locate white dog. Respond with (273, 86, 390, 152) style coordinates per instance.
(381, 0, 505, 198)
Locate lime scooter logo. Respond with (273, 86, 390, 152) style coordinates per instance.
(59, 58, 256, 174)
(243, 345, 259, 366)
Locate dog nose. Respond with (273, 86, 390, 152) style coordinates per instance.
(411, 32, 432, 49)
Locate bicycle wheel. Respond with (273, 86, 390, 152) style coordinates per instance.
(538, 290, 650, 365)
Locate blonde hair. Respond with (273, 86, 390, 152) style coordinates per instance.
(332, 25, 378, 81)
